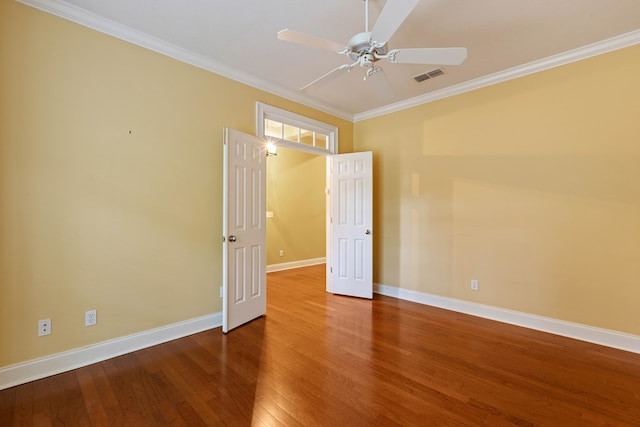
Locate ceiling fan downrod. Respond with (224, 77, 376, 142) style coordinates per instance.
(364, 0, 369, 32)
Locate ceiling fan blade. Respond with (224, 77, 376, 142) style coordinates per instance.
(390, 47, 468, 65)
(368, 68, 395, 102)
(300, 64, 353, 91)
(369, 0, 419, 45)
(277, 29, 345, 53)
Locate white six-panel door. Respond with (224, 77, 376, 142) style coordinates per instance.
(222, 128, 267, 333)
(329, 152, 373, 299)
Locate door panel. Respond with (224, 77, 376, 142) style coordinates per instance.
(223, 128, 266, 332)
(329, 152, 373, 299)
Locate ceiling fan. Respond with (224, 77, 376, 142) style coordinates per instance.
(277, 0, 467, 91)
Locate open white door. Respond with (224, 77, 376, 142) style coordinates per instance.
(328, 151, 373, 299)
(222, 128, 267, 333)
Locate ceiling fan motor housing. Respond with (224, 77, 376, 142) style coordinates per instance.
(347, 32, 388, 63)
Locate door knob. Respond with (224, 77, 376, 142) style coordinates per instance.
(365, 229, 371, 235)
(228, 235, 237, 242)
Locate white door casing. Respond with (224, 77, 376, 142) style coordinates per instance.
(222, 128, 267, 333)
(328, 151, 373, 299)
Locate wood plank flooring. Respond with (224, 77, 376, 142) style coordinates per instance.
(2, 264, 640, 426)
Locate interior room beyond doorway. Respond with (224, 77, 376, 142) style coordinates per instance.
(266, 147, 326, 271)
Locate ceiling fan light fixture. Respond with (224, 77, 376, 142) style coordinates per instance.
(365, 66, 383, 79)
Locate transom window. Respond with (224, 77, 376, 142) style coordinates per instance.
(256, 102, 338, 155)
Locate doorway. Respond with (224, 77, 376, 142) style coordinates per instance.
(256, 102, 372, 297)
(222, 128, 372, 332)
(265, 147, 327, 273)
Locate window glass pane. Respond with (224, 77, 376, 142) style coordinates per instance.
(257, 103, 338, 154)
(265, 119, 283, 139)
(300, 129, 314, 146)
(283, 124, 299, 142)
(315, 133, 328, 149)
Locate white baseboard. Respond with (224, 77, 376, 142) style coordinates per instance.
(0, 312, 222, 391)
(374, 283, 640, 355)
(267, 257, 326, 273)
(6, 283, 638, 391)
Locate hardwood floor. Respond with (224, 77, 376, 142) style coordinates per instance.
(2, 264, 640, 426)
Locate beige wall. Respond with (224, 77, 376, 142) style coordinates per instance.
(266, 148, 326, 265)
(355, 45, 640, 335)
(0, 1, 351, 367)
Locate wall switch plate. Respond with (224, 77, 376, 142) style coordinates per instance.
(38, 319, 51, 336)
(85, 310, 97, 326)
(471, 280, 479, 291)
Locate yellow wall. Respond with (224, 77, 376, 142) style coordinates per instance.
(266, 148, 326, 265)
(2, 0, 638, 371)
(0, 1, 351, 367)
(355, 45, 640, 335)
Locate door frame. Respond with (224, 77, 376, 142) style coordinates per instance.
(254, 102, 372, 296)
(325, 157, 332, 293)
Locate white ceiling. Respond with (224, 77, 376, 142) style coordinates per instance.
(22, 0, 640, 120)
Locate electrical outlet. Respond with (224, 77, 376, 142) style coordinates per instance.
(38, 319, 51, 336)
(279, 249, 284, 257)
(220, 286, 223, 298)
(471, 280, 479, 291)
(85, 310, 97, 326)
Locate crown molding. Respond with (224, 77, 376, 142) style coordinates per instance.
(16, 0, 354, 121)
(354, 29, 640, 122)
(16, 0, 640, 124)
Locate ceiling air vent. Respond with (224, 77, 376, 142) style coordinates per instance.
(414, 68, 445, 82)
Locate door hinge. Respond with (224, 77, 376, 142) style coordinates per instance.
(330, 267, 333, 273)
